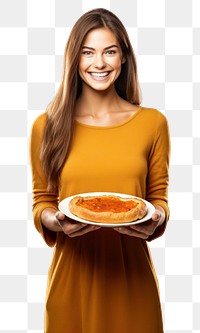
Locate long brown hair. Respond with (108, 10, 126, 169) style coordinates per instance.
(41, 8, 141, 192)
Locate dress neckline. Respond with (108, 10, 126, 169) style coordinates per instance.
(75, 106, 143, 129)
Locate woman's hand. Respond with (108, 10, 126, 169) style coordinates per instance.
(55, 211, 101, 237)
(113, 205, 165, 239)
(41, 208, 101, 237)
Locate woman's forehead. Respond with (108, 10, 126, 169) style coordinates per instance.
(82, 28, 119, 48)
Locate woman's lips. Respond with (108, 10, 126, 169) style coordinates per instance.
(88, 71, 111, 80)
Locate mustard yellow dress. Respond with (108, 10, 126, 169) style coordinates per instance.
(30, 107, 170, 333)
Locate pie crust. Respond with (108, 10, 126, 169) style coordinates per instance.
(69, 195, 148, 224)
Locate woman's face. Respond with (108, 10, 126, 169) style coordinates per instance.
(79, 28, 124, 92)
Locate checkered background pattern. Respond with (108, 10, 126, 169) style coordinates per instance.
(0, 0, 199, 331)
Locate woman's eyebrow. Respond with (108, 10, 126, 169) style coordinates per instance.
(82, 44, 119, 50)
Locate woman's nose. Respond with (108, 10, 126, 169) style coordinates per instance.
(94, 54, 106, 69)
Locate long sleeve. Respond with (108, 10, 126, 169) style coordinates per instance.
(30, 114, 58, 247)
(146, 112, 170, 241)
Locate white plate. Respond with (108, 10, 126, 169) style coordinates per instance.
(58, 192, 155, 227)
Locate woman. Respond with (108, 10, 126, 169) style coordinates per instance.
(30, 8, 170, 333)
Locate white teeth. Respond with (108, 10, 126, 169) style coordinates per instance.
(90, 72, 109, 77)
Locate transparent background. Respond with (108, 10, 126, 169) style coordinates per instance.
(0, 0, 199, 332)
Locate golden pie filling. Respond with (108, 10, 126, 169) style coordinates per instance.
(77, 197, 138, 213)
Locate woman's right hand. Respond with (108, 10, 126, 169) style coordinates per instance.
(41, 208, 101, 237)
(55, 211, 101, 237)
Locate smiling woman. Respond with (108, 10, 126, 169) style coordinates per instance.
(79, 29, 124, 89)
(30, 7, 170, 333)
(75, 27, 139, 126)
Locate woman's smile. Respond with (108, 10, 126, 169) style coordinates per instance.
(88, 71, 112, 80)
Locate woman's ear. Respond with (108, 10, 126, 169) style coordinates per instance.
(122, 57, 126, 64)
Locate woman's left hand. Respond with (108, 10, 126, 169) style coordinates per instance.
(114, 205, 165, 239)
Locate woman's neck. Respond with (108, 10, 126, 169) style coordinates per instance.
(75, 86, 122, 117)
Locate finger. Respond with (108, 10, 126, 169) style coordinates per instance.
(129, 220, 154, 232)
(151, 212, 161, 222)
(68, 225, 101, 237)
(129, 221, 157, 236)
(129, 222, 146, 231)
(55, 211, 66, 221)
(114, 227, 148, 239)
(62, 221, 86, 235)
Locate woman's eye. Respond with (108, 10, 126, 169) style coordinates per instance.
(82, 51, 93, 55)
(105, 50, 116, 55)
